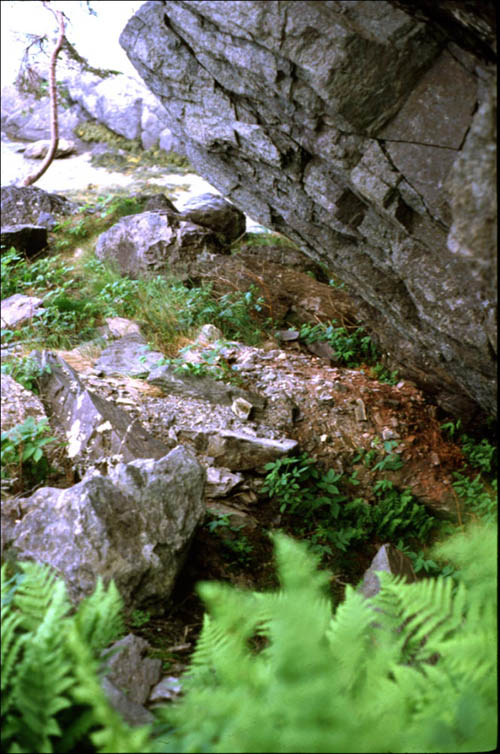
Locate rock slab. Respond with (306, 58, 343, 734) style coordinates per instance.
(2, 446, 206, 610)
(120, 0, 497, 418)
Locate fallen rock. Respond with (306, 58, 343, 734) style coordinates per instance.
(180, 192, 245, 244)
(359, 543, 417, 598)
(101, 634, 162, 707)
(2, 446, 206, 610)
(0, 373, 48, 432)
(179, 428, 297, 471)
(1, 294, 46, 328)
(103, 316, 142, 339)
(0, 185, 76, 226)
(93, 333, 166, 377)
(95, 210, 222, 277)
(206, 466, 244, 497)
(31, 351, 171, 474)
(147, 362, 265, 409)
(22, 138, 77, 159)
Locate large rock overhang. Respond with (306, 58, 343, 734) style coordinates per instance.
(120, 0, 497, 420)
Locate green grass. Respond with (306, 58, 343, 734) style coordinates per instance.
(0, 193, 273, 355)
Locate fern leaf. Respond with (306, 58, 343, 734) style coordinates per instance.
(65, 623, 152, 754)
(13, 561, 61, 632)
(72, 577, 125, 652)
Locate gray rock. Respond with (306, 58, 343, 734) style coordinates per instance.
(1, 84, 83, 142)
(101, 634, 162, 706)
(206, 466, 244, 497)
(103, 316, 142, 339)
(305, 340, 339, 363)
(120, 0, 497, 419)
(95, 210, 221, 277)
(0, 225, 47, 255)
(147, 362, 265, 409)
(93, 333, 167, 378)
(2, 446, 205, 609)
(31, 350, 171, 474)
(159, 128, 179, 153)
(359, 543, 416, 598)
(179, 428, 297, 471)
(231, 397, 252, 420)
(141, 193, 178, 214)
(0, 294, 46, 328)
(195, 323, 224, 345)
(0, 373, 47, 432)
(275, 329, 300, 342)
(180, 193, 246, 244)
(22, 138, 76, 159)
(1, 185, 76, 226)
(149, 675, 183, 704)
(100, 677, 154, 727)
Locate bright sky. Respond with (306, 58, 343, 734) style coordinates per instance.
(1, 0, 144, 88)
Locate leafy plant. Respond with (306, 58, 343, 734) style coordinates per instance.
(371, 362, 399, 385)
(452, 471, 497, 524)
(262, 452, 434, 556)
(130, 609, 152, 629)
(1, 561, 151, 753)
(441, 419, 496, 474)
(205, 512, 253, 566)
(371, 439, 404, 472)
(370, 486, 434, 543)
(1, 356, 51, 394)
(1, 248, 74, 300)
(298, 320, 378, 366)
(460, 434, 496, 473)
(1, 417, 58, 488)
(155, 524, 497, 753)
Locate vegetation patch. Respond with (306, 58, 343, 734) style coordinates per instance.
(75, 120, 192, 175)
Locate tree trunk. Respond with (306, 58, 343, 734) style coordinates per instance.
(22, 2, 65, 187)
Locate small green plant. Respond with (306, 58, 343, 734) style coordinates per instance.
(371, 362, 399, 385)
(205, 512, 253, 566)
(371, 440, 404, 472)
(262, 452, 434, 556)
(1, 248, 74, 300)
(130, 609, 152, 629)
(1, 356, 51, 394)
(1, 417, 58, 489)
(460, 435, 496, 473)
(452, 471, 497, 523)
(205, 513, 234, 533)
(370, 486, 435, 543)
(441, 419, 496, 474)
(298, 320, 378, 367)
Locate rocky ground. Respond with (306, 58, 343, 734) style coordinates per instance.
(1, 173, 495, 726)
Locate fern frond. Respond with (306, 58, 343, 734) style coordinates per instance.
(1, 606, 28, 722)
(12, 561, 61, 632)
(72, 577, 125, 653)
(65, 623, 152, 753)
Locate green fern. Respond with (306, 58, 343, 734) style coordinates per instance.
(155, 524, 497, 753)
(1, 562, 152, 753)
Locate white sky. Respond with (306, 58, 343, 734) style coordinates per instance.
(1, 0, 145, 88)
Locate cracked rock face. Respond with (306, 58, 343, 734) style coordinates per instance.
(120, 0, 496, 418)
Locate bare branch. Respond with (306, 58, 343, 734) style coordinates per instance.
(22, 1, 66, 187)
